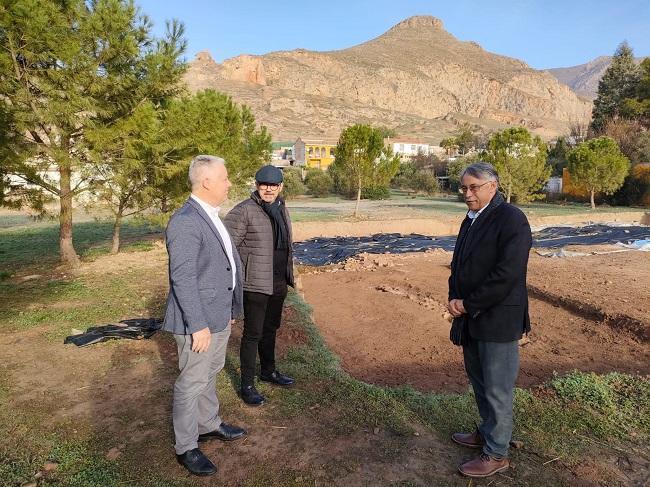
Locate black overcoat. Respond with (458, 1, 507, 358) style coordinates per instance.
(448, 194, 532, 342)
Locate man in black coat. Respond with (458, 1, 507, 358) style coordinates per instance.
(447, 162, 532, 478)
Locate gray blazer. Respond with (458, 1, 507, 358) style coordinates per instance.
(163, 198, 244, 335)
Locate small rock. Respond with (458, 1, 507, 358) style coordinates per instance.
(20, 274, 42, 282)
(20, 482, 37, 487)
(106, 447, 122, 461)
(42, 461, 58, 472)
(373, 427, 380, 435)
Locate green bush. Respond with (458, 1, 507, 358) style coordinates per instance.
(361, 185, 391, 200)
(411, 171, 439, 195)
(305, 169, 333, 197)
(282, 168, 306, 199)
(392, 162, 439, 195)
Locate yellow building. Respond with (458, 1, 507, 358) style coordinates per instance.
(293, 138, 337, 171)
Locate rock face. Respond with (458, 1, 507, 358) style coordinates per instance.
(546, 56, 645, 100)
(184, 16, 592, 142)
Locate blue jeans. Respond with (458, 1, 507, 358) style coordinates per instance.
(463, 338, 519, 458)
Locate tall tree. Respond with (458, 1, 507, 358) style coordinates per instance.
(602, 118, 649, 165)
(331, 124, 399, 217)
(152, 90, 272, 216)
(455, 124, 479, 155)
(0, 0, 186, 266)
(591, 42, 641, 132)
(567, 136, 630, 209)
(440, 137, 458, 156)
(623, 57, 650, 126)
(483, 127, 550, 203)
(547, 137, 570, 176)
(85, 102, 161, 253)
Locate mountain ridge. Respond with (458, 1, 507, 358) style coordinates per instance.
(184, 16, 592, 142)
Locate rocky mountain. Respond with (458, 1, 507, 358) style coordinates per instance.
(546, 56, 645, 100)
(184, 16, 592, 142)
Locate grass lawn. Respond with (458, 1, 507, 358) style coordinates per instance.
(0, 215, 161, 275)
(287, 191, 645, 222)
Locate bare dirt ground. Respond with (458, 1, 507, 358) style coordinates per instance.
(0, 246, 494, 486)
(299, 247, 650, 393)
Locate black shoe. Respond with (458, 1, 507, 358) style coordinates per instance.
(199, 422, 248, 442)
(176, 448, 217, 476)
(260, 370, 295, 387)
(240, 385, 265, 406)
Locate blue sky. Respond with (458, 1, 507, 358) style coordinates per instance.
(135, 0, 649, 69)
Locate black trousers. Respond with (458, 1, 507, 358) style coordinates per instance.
(240, 287, 287, 386)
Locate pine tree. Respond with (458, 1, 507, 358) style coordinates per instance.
(568, 137, 630, 208)
(623, 58, 650, 127)
(483, 127, 550, 203)
(0, 0, 186, 265)
(151, 90, 272, 217)
(591, 42, 641, 132)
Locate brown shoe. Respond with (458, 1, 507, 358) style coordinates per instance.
(451, 430, 484, 449)
(458, 453, 509, 478)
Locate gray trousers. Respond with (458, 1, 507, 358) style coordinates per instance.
(463, 338, 519, 459)
(172, 324, 231, 455)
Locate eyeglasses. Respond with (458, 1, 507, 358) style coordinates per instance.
(258, 182, 280, 190)
(458, 181, 493, 194)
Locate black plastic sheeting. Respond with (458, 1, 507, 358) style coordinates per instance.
(293, 224, 650, 266)
(64, 318, 162, 347)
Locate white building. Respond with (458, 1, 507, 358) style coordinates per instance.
(385, 138, 432, 159)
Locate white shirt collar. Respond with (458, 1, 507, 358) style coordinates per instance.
(191, 194, 220, 216)
(467, 203, 489, 221)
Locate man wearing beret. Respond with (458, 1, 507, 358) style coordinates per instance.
(224, 165, 296, 406)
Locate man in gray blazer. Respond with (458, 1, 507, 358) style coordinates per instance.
(163, 155, 247, 477)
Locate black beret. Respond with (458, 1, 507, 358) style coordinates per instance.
(255, 165, 283, 183)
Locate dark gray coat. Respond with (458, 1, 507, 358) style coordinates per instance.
(224, 193, 294, 295)
(163, 198, 244, 335)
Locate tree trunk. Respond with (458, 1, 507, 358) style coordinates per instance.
(59, 164, 81, 267)
(354, 184, 361, 218)
(590, 189, 596, 209)
(506, 187, 512, 204)
(111, 213, 122, 254)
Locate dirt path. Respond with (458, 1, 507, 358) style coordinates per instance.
(299, 249, 650, 393)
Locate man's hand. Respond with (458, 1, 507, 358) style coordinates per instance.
(191, 327, 211, 353)
(229, 319, 236, 326)
(447, 299, 466, 318)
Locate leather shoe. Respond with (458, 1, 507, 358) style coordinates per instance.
(458, 453, 509, 478)
(260, 370, 295, 386)
(199, 422, 247, 442)
(176, 448, 217, 476)
(452, 430, 484, 449)
(241, 385, 265, 406)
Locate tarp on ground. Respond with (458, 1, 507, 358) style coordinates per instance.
(64, 318, 162, 347)
(293, 224, 650, 266)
